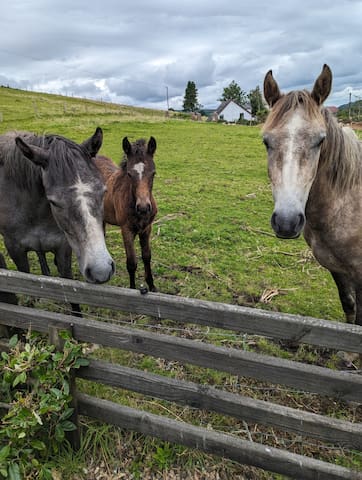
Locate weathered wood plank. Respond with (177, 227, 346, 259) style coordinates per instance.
(77, 393, 361, 480)
(0, 302, 361, 401)
(78, 359, 362, 449)
(0, 269, 361, 352)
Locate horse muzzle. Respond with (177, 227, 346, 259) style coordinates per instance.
(136, 201, 152, 215)
(84, 257, 115, 284)
(271, 211, 305, 239)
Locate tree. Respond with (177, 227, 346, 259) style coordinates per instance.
(219, 80, 248, 107)
(182, 81, 201, 112)
(248, 85, 268, 122)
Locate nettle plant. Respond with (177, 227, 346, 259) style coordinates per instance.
(0, 331, 88, 480)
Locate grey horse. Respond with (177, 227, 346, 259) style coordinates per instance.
(0, 127, 115, 313)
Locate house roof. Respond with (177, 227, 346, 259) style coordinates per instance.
(326, 106, 338, 114)
(215, 99, 252, 115)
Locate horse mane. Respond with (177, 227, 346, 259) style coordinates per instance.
(0, 131, 92, 191)
(264, 91, 362, 194)
(321, 108, 362, 193)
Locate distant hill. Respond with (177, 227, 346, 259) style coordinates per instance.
(0, 85, 167, 131)
(338, 99, 362, 111)
(333, 99, 362, 122)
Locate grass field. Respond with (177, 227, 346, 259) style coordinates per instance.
(0, 86, 361, 479)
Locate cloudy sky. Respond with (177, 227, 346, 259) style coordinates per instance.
(1, 1, 361, 110)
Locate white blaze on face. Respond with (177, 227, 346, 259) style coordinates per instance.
(72, 177, 113, 282)
(133, 162, 145, 179)
(273, 110, 311, 213)
(74, 177, 93, 223)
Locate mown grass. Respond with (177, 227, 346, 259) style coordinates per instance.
(0, 86, 361, 479)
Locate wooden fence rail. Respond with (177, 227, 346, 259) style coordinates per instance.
(0, 269, 361, 353)
(0, 270, 361, 479)
(77, 393, 359, 480)
(79, 358, 362, 449)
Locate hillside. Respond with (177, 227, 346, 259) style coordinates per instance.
(0, 85, 167, 132)
(337, 98, 362, 122)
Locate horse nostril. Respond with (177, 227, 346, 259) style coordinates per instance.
(296, 213, 305, 231)
(271, 212, 278, 231)
(136, 202, 152, 214)
(85, 266, 93, 282)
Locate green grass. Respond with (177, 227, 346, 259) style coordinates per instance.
(0, 86, 361, 479)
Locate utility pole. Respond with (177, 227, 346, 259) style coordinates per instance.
(348, 91, 352, 121)
(354, 94, 361, 120)
(165, 86, 169, 111)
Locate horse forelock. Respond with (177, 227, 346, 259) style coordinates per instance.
(44, 135, 97, 184)
(263, 90, 323, 131)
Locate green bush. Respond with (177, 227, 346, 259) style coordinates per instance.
(0, 332, 88, 479)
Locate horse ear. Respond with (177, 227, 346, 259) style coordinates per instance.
(311, 64, 332, 105)
(147, 136, 157, 156)
(82, 127, 103, 157)
(264, 70, 282, 107)
(15, 137, 49, 168)
(122, 137, 132, 155)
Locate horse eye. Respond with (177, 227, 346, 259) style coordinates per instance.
(49, 199, 62, 209)
(314, 134, 326, 148)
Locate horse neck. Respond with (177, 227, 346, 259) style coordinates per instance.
(319, 113, 362, 194)
(307, 116, 362, 220)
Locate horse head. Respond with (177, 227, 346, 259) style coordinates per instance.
(15, 127, 115, 283)
(262, 64, 332, 239)
(122, 136, 157, 217)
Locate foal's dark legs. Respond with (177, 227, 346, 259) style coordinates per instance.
(139, 226, 156, 292)
(122, 227, 137, 289)
(331, 271, 356, 324)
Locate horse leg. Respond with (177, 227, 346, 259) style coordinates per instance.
(5, 241, 30, 274)
(331, 272, 362, 369)
(139, 226, 156, 292)
(121, 227, 137, 289)
(0, 252, 18, 339)
(350, 285, 362, 370)
(55, 245, 82, 317)
(331, 271, 356, 323)
(355, 285, 362, 327)
(37, 251, 51, 276)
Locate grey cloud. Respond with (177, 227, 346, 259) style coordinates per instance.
(0, 1, 361, 109)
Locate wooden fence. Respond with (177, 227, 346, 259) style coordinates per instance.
(0, 269, 361, 480)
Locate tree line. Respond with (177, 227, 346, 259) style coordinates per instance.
(182, 80, 268, 122)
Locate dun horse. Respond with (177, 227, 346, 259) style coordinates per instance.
(95, 137, 157, 291)
(263, 64, 362, 326)
(0, 128, 115, 296)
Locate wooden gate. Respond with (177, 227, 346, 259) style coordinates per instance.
(0, 269, 361, 480)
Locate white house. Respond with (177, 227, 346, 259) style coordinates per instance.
(213, 99, 253, 122)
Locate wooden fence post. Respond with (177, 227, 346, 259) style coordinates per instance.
(48, 325, 80, 451)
